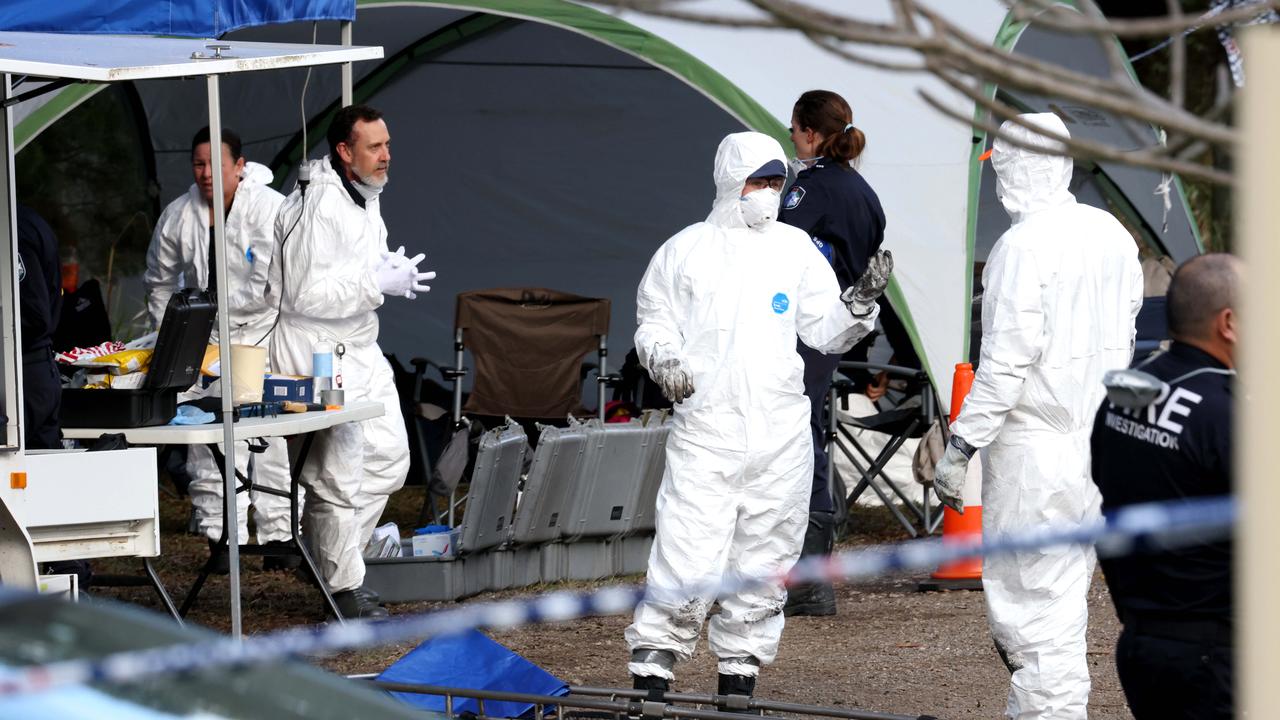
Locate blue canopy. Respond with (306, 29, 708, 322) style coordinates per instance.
(0, 1, 354, 37)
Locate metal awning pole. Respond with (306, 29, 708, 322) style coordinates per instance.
(341, 21, 353, 106)
(1240, 29, 1278, 719)
(207, 73, 241, 639)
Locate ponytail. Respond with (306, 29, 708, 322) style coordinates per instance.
(793, 90, 866, 166)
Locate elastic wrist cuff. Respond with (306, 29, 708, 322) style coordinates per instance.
(949, 434, 977, 460)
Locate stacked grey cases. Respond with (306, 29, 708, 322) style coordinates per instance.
(365, 416, 670, 602)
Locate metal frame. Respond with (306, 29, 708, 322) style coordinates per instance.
(0, 75, 20, 450)
(360, 680, 923, 720)
(830, 361, 943, 538)
(0, 31, 383, 637)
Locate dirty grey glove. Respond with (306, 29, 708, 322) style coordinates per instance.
(651, 357, 695, 403)
(932, 434, 975, 514)
(841, 249, 894, 317)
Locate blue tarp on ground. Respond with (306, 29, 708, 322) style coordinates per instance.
(377, 629, 568, 718)
(0, 1, 354, 37)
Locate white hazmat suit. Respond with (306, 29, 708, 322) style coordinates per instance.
(143, 161, 294, 544)
(945, 114, 1143, 720)
(266, 156, 410, 594)
(625, 133, 879, 680)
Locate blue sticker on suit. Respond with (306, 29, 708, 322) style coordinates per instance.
(771, 293, 790, 314)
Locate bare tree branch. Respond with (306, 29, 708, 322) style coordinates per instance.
(1073, 0, 1131, 84)
(915, 5, 1235, 147)
(917, 85, 1233, 186)
(587, 0, 1245, 184)
(1008, 0, 1280, 36)
(1167, 0, 1187, 110)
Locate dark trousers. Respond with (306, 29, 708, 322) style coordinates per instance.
(798, 343, 841, 514)
(1116, 624, 1233, 720)
(22, 347, 62, 450)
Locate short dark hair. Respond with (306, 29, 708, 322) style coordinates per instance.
(1166, 253, 1240, 340)
(328, 104, 383, 157)
(190, 126, 242, 161)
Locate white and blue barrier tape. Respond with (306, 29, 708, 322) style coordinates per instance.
(0, 495, 1234, 698)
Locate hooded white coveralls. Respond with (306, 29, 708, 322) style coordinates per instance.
(266, 156, 410, 593)
(144, 161, 295, 544)
(625, 133, 877, 679)
(950, 114, 1144, 719)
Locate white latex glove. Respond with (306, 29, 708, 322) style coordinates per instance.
(841, 249, 894, 317)
(377, 246, 437, 299)
(932, 435, 973, 514)
(651, 357, 695, 403)
(382, 246, 409, 268)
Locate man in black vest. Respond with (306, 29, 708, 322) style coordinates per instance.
(1090, 253, 1237, 720)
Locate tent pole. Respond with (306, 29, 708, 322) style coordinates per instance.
(207, 73, 242, 640)
(0, 74, 20, 451)
(1239, 29, 1278, 719)
(342, 21, 353, 107)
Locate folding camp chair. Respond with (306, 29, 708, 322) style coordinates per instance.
(828, 360, 943, 538)
(445, 287, 613, 423)
(411, 288, 613, 526)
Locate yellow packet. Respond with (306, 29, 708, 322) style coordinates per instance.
(93, 349, 153, 376)
(201, 344, 220, 376)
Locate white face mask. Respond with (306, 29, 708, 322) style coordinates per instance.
(788, 157, 818, 176)
(739, 188, 781, 229)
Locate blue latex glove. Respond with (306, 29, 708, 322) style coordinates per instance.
(170, 405, 216, 425)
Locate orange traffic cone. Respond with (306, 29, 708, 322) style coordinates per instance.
(920, 362, 984, 591)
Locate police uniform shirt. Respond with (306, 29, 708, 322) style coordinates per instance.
(17, 206, 62, 354)
(1090, 341, 1232, 622)
(778, 159, 885, 287)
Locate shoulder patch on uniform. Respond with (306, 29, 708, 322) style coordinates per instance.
(783, 185, 805, 210)
(771, 292, 790, 314)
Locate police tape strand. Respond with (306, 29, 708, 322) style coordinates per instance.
(0, 495, 1234, 698)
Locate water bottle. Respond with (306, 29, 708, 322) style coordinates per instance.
(312, 340, 334, 403)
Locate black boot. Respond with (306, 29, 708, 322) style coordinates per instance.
(632, 674, 669, 699)
(630, 649, 675, 701)
(333, 586, 389, 619)
(716, 673, 757, 714)
(207, 539, 230, 576)
(261, 540, 302, 571)
(784, 511, 836, 617)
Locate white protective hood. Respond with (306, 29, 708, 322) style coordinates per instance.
(991, 113, 1076, 225)
(705, 132, 788, 229)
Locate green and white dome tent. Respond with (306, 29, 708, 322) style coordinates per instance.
(14, 0, 1199, 412)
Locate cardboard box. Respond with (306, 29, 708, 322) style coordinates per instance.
(263, 374, 314, 403)
(412, 529, 458, 559)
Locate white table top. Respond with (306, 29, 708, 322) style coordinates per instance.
(61, 401, 383, 445)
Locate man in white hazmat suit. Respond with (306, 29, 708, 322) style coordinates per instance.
(266, 104, 434, 619)
(626, 132, 892, 699)
(934, 113, 1144, 720)
(143, 126, 298, 572)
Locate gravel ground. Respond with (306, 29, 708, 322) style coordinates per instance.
(88, 486, 1132, 720)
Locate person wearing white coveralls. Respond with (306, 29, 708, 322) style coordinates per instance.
(143, 127, 299, 571)
(266, 104, 434, 619)
(626, 132, 892, 699)
(934, 113, 1143, 720)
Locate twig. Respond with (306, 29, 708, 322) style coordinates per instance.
(1008, 0, 1279, 36)
(920, 69, 1233, 185)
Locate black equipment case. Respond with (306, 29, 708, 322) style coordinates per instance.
(61, 289, 217, 428)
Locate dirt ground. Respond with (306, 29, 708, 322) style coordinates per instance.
(89, 485, 1132, 720)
